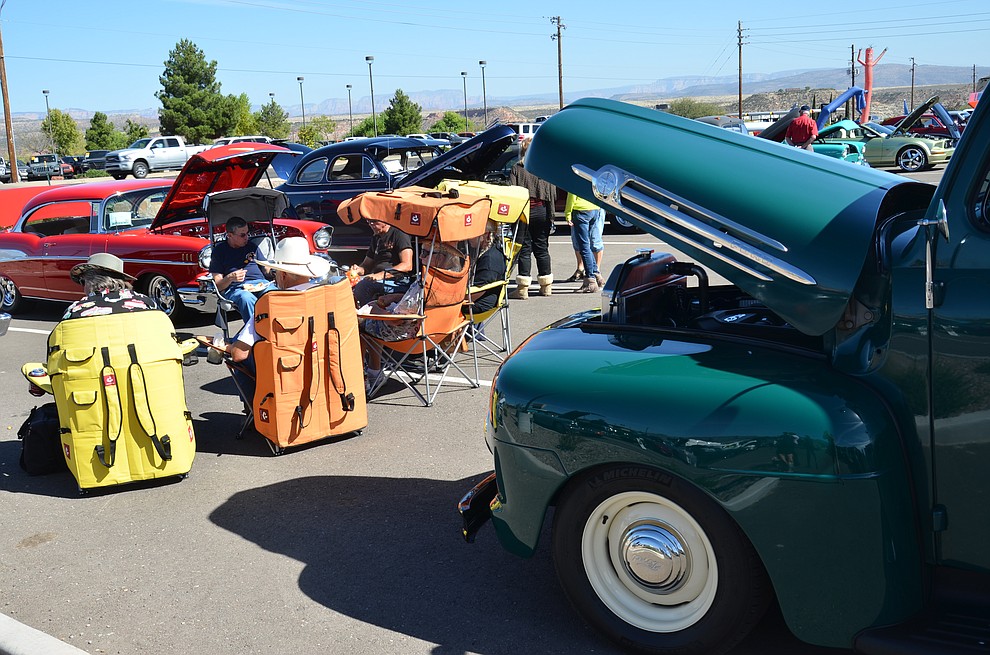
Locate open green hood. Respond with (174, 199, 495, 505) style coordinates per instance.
(526, 99, 936, 336)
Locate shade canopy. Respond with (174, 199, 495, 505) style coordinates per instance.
(337, 186, 491, 242)
(436, 179, 530, 224)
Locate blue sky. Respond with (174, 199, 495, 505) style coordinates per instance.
(1, 0, 987, 115)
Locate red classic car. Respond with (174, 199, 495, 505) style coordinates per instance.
(0, 144, 332, 317)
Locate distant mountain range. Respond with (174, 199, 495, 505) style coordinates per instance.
(31, 63, 990, 121)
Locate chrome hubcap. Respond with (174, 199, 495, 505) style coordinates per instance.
(620, 520, 690, 593)
(150, 279, 175, 313)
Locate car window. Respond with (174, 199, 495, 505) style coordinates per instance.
(103, 189, 169, 231)
(381, 149, 434, 175)
(23, 201, 94, 236)
(297, 158, 329, 184)
(329, 155, 374, 181)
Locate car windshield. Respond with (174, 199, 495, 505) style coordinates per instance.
(865, 122, 894, 135)
(30, 155, 57, 164)
(128, 138, 152, 149)
(102, 188, 170, 231)
(381, 148, 438, 176)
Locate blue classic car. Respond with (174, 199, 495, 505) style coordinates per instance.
(462, 97, 990, 655)
(277, 129, 516, 261)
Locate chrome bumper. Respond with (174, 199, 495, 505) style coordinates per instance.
(0, 312, 10, 337)
(459, 472, 498, 543)
(178, 286, 217, 312)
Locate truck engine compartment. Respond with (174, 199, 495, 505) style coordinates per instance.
(599, 250, 824, 351)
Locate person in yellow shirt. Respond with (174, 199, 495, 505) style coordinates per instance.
(564, 192, 605, 293)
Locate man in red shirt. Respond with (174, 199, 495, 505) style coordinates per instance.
(785, 105, 818, 150)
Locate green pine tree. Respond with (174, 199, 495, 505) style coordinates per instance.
(156, 39, 238, 143)
(381, 89, 423, 136)
(85, 112, 117, 150)
(254, 98, 290, 140)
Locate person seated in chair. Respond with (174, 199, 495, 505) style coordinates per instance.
(63, 252, 158, 320)
(358, 243, 464, 388)
(214, 237, 330, 405)
(209, 216, 275, 324)
(350, 218, 414, 307)
(464, 220, 506, 318)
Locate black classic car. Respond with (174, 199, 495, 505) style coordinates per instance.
(276, 128, 516, 261)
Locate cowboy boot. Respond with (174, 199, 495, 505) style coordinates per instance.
(511, 275, 531, 300)
(538, 274, 554, 296)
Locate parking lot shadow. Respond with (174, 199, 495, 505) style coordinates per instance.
(208, 473, 616, 655)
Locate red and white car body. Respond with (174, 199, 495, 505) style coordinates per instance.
(0, 144, 331, 317)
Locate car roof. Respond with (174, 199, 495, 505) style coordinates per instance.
(290, 136, 434, 165)
(19, 179, 170, 214)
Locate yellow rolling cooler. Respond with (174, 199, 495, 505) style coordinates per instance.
(252, 281, 367, 454)
(46, 311, 196, 490)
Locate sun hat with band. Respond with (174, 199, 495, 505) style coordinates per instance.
(70, 252, 136, 285)
(263, 237, 332, 279)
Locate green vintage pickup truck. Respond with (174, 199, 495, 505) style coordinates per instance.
(461, 97, 990, 655)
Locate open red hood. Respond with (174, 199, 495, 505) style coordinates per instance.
(151, 143, 292, 229)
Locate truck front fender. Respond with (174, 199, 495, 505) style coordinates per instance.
(491, 325, 924, 648)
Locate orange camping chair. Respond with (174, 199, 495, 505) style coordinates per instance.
(362, 251, 476, 406)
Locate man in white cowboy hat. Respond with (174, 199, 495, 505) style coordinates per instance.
(62, 252, 158, 320)
(206, 237, 331, 401)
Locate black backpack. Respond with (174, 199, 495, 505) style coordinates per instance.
(17, 403, 68, 476)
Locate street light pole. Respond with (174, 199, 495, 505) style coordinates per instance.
(479, 60, 488, 127)
(366, 56, 377, 137)
(346, 84, 353, 135)
(297, 76, 306, 129)
(461, 71, 468, 131)
(42, 89, 53, 183)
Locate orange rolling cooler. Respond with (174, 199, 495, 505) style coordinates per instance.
(251, 280, 367, 454)
(46, 311, 196, 491)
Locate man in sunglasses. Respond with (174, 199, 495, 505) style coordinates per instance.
(209, 216, 275, 323)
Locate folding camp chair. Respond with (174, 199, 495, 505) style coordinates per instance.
(464, 238, 523, 365)
(362, 249, 477, 406)
(436, 179, 529, 366)
(202, 188, 284, 338)
(337, 185, 492, 406)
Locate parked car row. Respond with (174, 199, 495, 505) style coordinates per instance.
(0, 144, 331, 318)
(754, 97, 956, 172)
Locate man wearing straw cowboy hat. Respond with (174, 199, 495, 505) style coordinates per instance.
(62, 252, 158, 320)
(201, 237, 331, 402)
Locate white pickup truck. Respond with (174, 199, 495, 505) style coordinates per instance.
(104, 136, 209, 179)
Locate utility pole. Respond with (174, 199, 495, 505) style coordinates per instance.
(551, 16, 565, 111)
(974, 65, 978, 93)
(846, 44, 856, 122)
(0, 0, 17, 182)
(851, 44, 856, 88)
(911, 57, 914, 111)
(737, 21, 746, 119)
